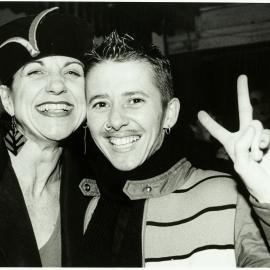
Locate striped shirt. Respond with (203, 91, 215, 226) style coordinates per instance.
(144, 171, 237, 267)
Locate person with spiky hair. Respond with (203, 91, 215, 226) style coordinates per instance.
(80, 31, 270, 267)
(0, 7, 93, 266)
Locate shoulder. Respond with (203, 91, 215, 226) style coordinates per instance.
(175, 166, 238, 202)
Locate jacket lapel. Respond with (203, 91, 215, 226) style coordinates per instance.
(0, 139, 41, 266)
(60, 148, 90, 266)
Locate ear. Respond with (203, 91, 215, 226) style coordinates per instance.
(163, 97, 180, 129)
(0, 85, 14, 116)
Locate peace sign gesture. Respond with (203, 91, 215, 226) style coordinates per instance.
(198, 75, 270, 203)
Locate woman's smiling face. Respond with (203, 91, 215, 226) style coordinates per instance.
(86, 60, 174, 171)
(1, 55, 86, 143)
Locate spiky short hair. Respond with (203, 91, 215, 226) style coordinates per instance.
(85, 31, 174, 108)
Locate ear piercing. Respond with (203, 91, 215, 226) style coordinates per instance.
(164, 126, 171, 135)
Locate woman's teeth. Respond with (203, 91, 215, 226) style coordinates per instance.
(109, 136, 140, 147)
(37, 103, 72, 112)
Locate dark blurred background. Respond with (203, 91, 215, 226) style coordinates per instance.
(1, 2, 270, 170)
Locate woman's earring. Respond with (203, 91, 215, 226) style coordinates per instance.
(4, 116, 26, 156)
(164, 126, 171, 135)
(83, 123, 88, 155)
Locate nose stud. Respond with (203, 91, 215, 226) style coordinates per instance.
(105, 123, 113, 131)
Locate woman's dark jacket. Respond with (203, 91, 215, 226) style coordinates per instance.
(0, 130, 89, 267)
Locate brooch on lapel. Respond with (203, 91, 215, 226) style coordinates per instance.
(79, 178, 100, 197)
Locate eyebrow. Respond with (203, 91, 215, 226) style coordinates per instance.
(88, 91, 150, 104)
(64, 61, 85, 69)
(22, 60, 84, 71)
(88, 94, 109, 104)
(122, 91, 150, 98)
(22, 60, 44, 70)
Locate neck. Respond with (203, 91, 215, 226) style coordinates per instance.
(89, 133, 184, 202)
(8, 139, 63, 197)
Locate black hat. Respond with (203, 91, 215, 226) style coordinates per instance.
(0, 7, 93, 85)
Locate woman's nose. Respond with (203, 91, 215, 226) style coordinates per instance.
(108, 106, 129, 131)
(46, 74, 66, 95)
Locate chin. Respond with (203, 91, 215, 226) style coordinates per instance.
(44, 131, 72, 142)
(110, 160, 140, 172)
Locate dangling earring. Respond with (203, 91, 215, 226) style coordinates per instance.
(164, 126, 171, 135)
(4, 116, 26, 156)
(83, 123, 88, 155)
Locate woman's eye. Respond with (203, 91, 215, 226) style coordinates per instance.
(27, 70, 44, 76)
(92, 101, 108, 109)
(129, 98, 144, 104)
(66, 70, 83, 77)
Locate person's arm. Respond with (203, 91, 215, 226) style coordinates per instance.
(250, 196, 270, 242)
(235, 192, 270, 267)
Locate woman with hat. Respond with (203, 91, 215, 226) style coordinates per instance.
(0, 7, 93, 266)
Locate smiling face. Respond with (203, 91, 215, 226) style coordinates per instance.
(0, 55, 86, 143)
(86, 60, 180, 171)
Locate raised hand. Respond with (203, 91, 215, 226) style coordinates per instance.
(198, 75, 270, 203)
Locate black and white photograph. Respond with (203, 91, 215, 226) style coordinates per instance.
(0, 1, 270, 267)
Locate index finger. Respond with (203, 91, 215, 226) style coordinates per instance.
(198, 110, 231, 145)
(237, 74, 253, 129)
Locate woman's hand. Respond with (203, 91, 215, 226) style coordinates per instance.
(198, 75, 270, 203)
